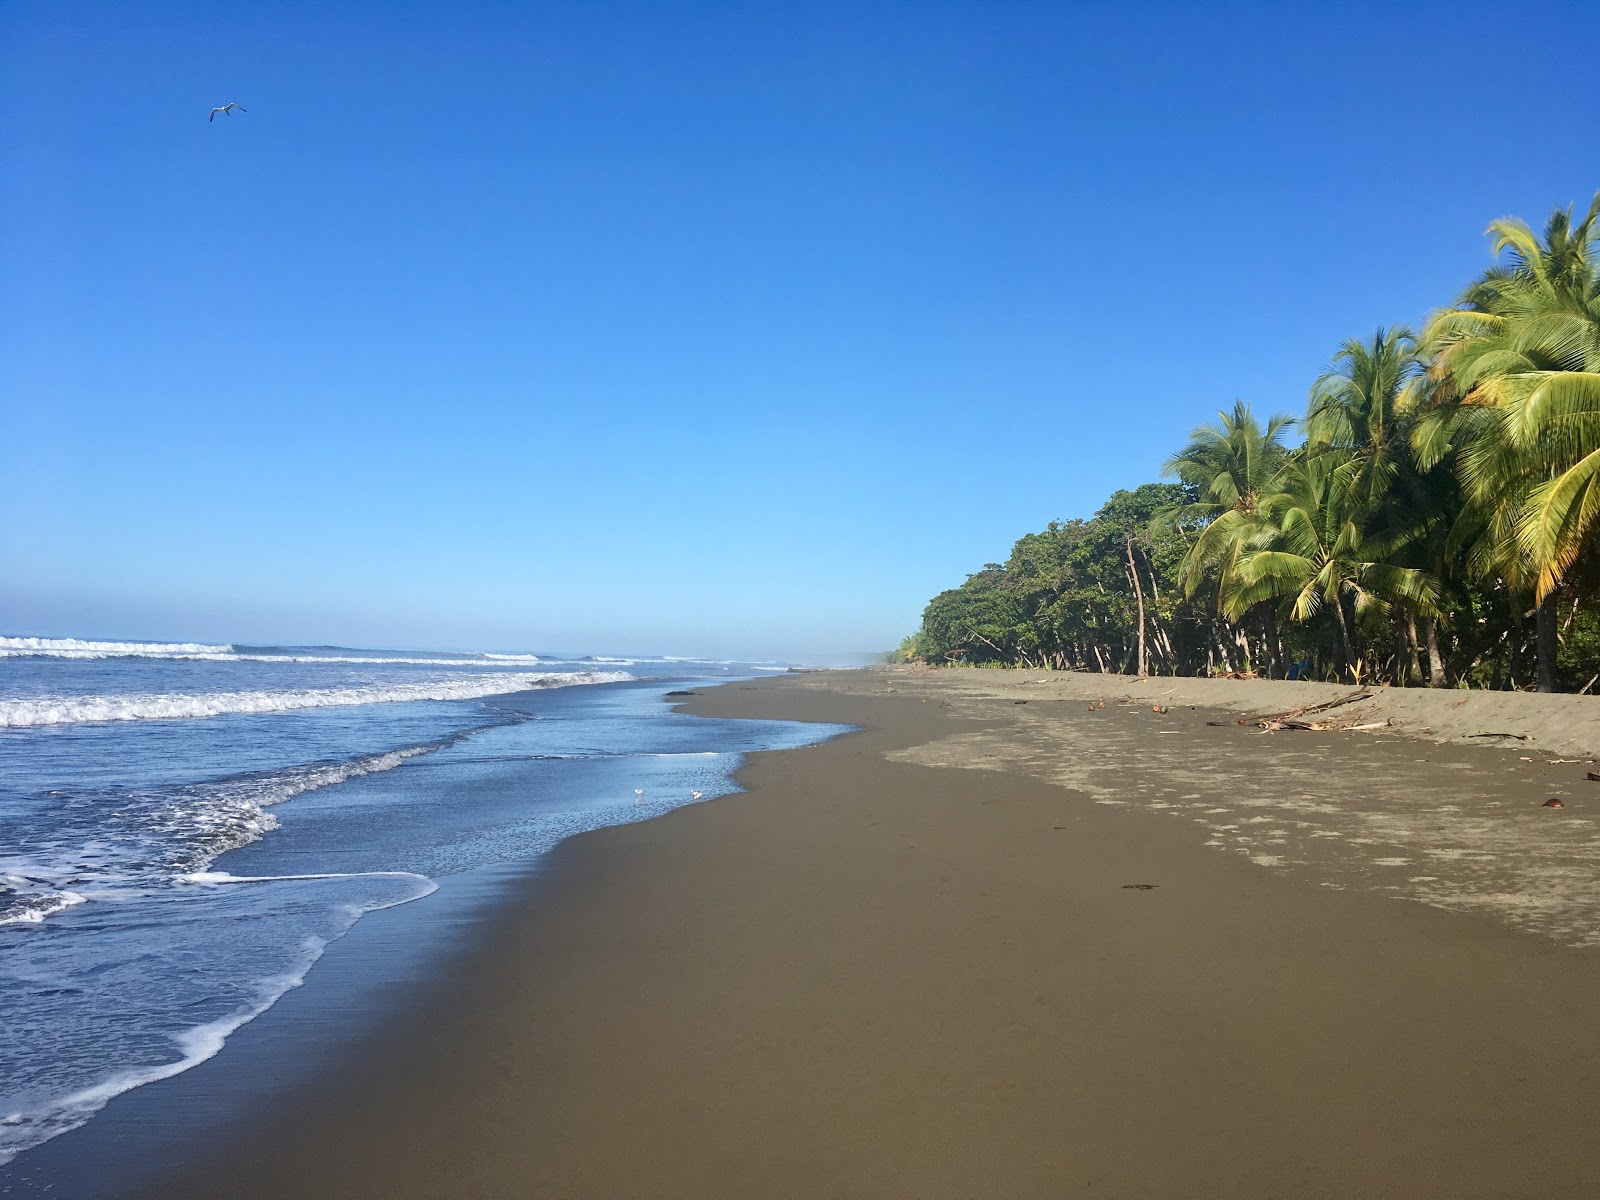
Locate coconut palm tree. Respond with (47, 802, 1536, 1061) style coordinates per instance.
(1308, 327, 1453, 683)
(1160, 401, 1294, 674)
(1161, 402, 1293, 594)
(1225, 449, 1439, 679)
(1415, 192, 1600, 689)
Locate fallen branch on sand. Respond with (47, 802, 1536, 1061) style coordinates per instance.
(1467, 732, 1529, 740)
(1258, 716, 1395, 733)
(1255, 690, 1374, 724)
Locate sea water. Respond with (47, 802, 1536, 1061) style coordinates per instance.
(0, 637, 845, 1166)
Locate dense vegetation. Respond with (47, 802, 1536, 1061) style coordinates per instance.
(903, 193, 1600, 691)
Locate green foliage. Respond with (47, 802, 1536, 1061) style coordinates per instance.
(903, 191, 1600, 692)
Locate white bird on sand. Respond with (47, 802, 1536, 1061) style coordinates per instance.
(208, 103, 246, 122)
(634, 788, 645, 804)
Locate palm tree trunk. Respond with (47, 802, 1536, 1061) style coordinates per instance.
(1262, 606, 1284, 680)
(1331, 597, 1355, 679)
(1401, 612, 1424, 685)
(1393, 613, 1408, 686)
(1536, 592, 1558, 692)
(1393, 611, 1421, 686)
(1421, 615, 1447, 687)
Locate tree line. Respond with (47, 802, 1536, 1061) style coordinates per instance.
(901, 193, 1600, 692)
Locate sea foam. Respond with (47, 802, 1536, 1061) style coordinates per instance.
(0, 635, 549, 668)
(0, 670, 631, 728)
(0, 635, 234, 659)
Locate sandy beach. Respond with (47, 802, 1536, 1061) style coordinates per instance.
(122, 668, 1600, 1198)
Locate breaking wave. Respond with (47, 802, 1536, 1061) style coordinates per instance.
(0, 636, 555, 668)
(0, 738, 469, 927)
(0, 636, 233, 659)
(0, 671, 631, 728)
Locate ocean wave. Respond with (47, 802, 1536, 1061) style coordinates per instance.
(0, 941, 334, 1167)
(0, 741, 461, 927)
(0, 635, 235, 660)
(0, 670, 631, 728)
(0, 861, 435, 1164)
(0, 886, 87, 926)
(230, 653, 553, 667)
(0, 636, 558, 669)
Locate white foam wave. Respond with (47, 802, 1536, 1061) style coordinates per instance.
(0, 641, 556, 668)
(181, 869, 438, 888)
(0, 635, 234, 659)
(0, 888, 86, 926)
(0, 947, 325, 1167)
(0, 861, 435, 1165)
(0, 671, 631, 728)
(230, 653, 550, 667)
(0, 743, 451, 926)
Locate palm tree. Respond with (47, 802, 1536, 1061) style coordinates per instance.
(1162, 402, 1293, 596)
(1160, 401, 1294, 674)
(1415, 192, 1600, 690)
(1226, 449, 1439, 679)
(1308, 327, 1450, 683)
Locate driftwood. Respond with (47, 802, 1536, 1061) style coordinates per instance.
(1235, 690, 1384, 734)
(1258, 716, 1395, 733)
(1255, 690, 1374, 724)
(1467, 732, 1529, 740)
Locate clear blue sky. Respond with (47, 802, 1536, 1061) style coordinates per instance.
(3, 1, 1597, 661)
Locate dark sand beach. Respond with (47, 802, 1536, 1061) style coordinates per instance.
(122, 670, 1600, 1197)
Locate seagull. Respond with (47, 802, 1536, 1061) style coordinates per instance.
(634, 788, 645, 804)
(691, 791, 703, 800)
(208, 103, 246, 122)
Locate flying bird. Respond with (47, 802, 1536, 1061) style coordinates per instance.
(208, 103, 246, 122)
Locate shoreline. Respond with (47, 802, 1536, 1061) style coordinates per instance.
(75, 669, 1600, 1197)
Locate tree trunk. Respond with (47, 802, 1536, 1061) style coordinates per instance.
(1331, 596, 1355, 679)
(1219, 621, 1245, 674)
(1401, 612, 1424, 685)
(1536, 592, 1558, 692)
(1256, 607, 1277, 679)
(1125, 537, 1148, 677)
(1421, 615, 1447, 687)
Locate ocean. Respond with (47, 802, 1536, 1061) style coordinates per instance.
(0, 636, 848, 1171)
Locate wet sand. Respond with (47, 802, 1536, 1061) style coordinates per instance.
(128, 671, 1600, 1197)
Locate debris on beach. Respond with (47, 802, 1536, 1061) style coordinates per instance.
(1256, 690, 1373, 723)
(1205, 689, 1407, 735)
(1257, 716, 1396, 733)
(1151, 704, 1169, 713)
(1468, 731, 1529, 740)
(1121, 883, 1159, 890)
(1543, 798, 1566, 808)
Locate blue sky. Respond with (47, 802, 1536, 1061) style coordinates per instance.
(3, 1, 1597, 660)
